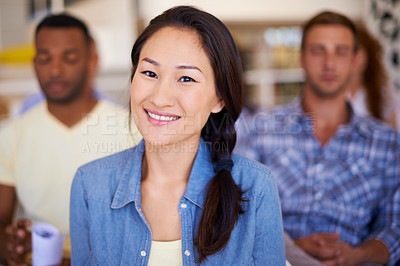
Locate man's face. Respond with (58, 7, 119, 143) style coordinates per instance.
(301, 25, 356, 98)
(33, 27, 92, 104)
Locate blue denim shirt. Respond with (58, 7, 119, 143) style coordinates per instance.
(70, 139, 285, 265)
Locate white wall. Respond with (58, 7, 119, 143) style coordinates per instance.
(139, 0, 367, 24)
(0, 0, 28, 49)
(66, 0, 136, 73)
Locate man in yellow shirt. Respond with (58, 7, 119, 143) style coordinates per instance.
(0, 13, 141, 265)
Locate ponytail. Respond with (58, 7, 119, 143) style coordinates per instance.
(196, 110, 246, 262)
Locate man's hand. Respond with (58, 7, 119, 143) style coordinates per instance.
(319, 241, 361, 266)
(294, 232, 341, 261)
(5, 219, 32, 266)
(294, 233, 389, 266)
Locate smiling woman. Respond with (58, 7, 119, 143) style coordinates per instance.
(70, 5, 285, 265)
(131, 26, 223, 147)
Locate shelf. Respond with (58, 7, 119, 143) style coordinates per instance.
(245, 68, 303, 85)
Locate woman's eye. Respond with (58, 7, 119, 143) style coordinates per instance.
(142, 71, 157, 78)
(179, 76, 196, 82)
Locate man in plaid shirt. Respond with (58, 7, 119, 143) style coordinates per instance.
(236, 11, 400, 266)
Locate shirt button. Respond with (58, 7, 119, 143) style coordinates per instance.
(280, 157, 289, 165)
(184, 250, 191, 256)
(180, 203, 187, 209)
(138, 207, 142, 212)
(140, 251, 146, 257)
(315, 191, 323, 200)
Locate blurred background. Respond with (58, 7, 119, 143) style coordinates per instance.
(0, 0, 398, 121)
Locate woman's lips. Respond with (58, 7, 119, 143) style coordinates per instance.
(145, 108, 181, 125)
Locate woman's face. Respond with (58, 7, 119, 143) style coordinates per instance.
(131, 27, 223, 148)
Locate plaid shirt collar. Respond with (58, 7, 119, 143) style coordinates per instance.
(288, 97, 372, 139)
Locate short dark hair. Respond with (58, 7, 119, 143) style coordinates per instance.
(35, 13, 91, 44)
(301, 11, 358, 52)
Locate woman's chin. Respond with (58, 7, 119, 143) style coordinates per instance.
(143, 135, 173, 148)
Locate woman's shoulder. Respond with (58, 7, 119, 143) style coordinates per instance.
(72, 145, 143, 202)
(78, 147, 134, 173)
(232, 153, 271, 173)
(75, 143, 143, 185)
(231, 153, 277, 198)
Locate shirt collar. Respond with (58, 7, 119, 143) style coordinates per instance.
(183, 139, 214, 208)
(111, 138, 214, 209)
(111, 140, 144, 209)
(285, 97, 313, 129)
(344, 106, 372, 138)
(289, 96, 371, 138)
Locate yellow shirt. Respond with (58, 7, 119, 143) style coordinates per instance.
(148, 240, 183, 266)
(0, 100, 141, 254)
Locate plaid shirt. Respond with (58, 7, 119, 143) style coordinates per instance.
(235, 98, 400, 265)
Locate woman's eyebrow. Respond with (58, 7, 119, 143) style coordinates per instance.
(142, 57, 203, 73)
(142, 57, 159, 66)
(177, 64, 203, 73)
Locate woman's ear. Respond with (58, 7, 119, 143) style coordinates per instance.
(211, 99, 225, 113)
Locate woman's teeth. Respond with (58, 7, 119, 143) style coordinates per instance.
(148, 111, 179, 121)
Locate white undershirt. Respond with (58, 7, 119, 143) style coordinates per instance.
(148, 240, 183, 266)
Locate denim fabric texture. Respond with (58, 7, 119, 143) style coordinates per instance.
(70, 139, 286, 265)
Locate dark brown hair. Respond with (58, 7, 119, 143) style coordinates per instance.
(301, 11, 358, 52)
(356, 23, 388, 120)
(130, 6, 245, 262)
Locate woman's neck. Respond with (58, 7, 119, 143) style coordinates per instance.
(140, 139, 200, 241)
(142, 140, 200, 185)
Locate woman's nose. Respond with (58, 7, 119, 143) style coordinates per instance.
(150, 79, 175, 107)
